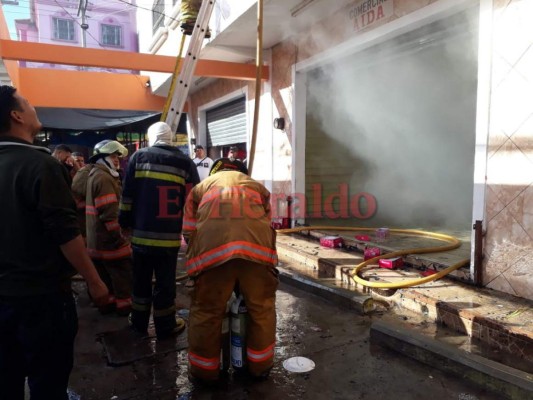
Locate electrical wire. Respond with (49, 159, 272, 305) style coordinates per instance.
(8, 0, 179, 49)
(8, 0, 180, 31)
(113, 0, 180, 24)
(53, 0, 105, 47)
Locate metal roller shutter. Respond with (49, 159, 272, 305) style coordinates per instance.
(206, 97, 247, 147)
(304, 8, 478, 232)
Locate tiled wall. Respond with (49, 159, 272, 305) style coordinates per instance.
(270, 42, 297, 196)
(484, 0, 533, 300)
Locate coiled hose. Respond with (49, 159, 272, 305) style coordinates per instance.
(276, 226, 470, 289)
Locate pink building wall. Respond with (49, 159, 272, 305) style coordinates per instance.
(15, 0, 138, 73)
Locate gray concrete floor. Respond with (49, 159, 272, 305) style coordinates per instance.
(62, 280, 503, 400)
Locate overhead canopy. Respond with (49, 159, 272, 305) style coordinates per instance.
(36, 108, 160, 131)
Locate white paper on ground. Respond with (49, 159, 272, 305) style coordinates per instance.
(282, 356, 315, 373)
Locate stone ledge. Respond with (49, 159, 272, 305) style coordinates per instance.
(276, 233, 533, 363)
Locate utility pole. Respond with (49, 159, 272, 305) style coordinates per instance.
(77, 0, 89, 49)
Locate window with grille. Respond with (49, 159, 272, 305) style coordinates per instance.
(101, 24, 122, 47)
(52, 17, 75, 41)
(152, 0, 165, 33)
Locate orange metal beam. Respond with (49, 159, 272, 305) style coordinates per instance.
(0, 40, 269, 81)
(17, 68, 166, 111)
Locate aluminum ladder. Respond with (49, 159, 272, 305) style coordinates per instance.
(163, 0, 216, 134)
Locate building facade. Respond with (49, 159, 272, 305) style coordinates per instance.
(15, 0, 138, 73)
(139, 0, 532, 302)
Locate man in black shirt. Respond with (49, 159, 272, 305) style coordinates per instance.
(0, 85, 108, 400)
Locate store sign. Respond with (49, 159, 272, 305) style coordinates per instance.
(349, 0, 394, 32)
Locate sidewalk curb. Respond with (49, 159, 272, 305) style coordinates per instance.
(370, 320, 533, 400)
(277, 266, 374, 314)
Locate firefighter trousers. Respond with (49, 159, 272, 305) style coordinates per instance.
(131, 251, 178, 335)
(92, 258, 133, 313)
(188, 258, 279, 381)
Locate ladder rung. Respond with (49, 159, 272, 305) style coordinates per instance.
(164, 0, 217, 132)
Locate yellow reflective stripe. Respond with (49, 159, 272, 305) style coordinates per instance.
(134, 170, 185, 185)
(119, 203, 132, 211)
(153, 305, 175, 317)
(131, 236, 181, 247)
(132, 303, 151, 311)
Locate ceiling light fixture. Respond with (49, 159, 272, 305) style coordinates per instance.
(290, 0, 318, 17)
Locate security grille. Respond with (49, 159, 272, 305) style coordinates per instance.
(206, 97, 247, 147)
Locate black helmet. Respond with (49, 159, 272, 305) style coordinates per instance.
(209, 157, 248, 176)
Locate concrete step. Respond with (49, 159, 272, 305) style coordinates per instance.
(277, 266, 374, 315)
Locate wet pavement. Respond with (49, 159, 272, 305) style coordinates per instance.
(67, 280, 502, 400)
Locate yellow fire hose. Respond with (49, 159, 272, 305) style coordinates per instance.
(277, 226, 470, 289)
(161, 34, 187, 122)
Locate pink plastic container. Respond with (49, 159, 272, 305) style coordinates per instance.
(320, 236, 344, 248)
(364, 247, 381, 260)
(378, 257, 403, 269)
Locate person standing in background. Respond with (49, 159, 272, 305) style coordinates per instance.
(192, 145, 213, 181)
(72, 152, 86, 170)
(53, 144, 79, 180)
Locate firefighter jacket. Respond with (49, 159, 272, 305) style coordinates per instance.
(71, 164, 94, 237)
(119, 145, 200, 255)
(0, 137, 78, 296)
(183, 171, 278, 276)
(86, 163, 131, 260)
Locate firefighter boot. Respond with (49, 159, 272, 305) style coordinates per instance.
(180, 21, 195, 35)
(98, 295, 116, 315)
(115, 297, 132, 317)
(155, 316, 186, 340)
(129, 299, 151, 334)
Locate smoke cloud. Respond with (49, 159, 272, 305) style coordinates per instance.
(304, 7, 479, 233)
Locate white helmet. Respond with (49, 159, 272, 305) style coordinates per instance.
(89, 140, 128, 163)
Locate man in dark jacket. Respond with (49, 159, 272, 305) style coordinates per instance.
(0, 85, 108, 399)
(119, 122, 200, 339)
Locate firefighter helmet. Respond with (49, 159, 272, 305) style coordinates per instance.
(89, 140, 128, 163)
(209, 157, 248, 176)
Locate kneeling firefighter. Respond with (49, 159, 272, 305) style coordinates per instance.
(85, 140, 133, 315)
(183, 158, 279, 385)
